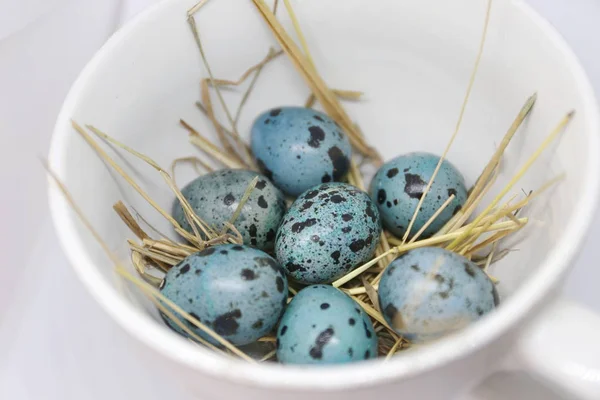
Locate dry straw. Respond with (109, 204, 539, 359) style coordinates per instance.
(44, 159, 253, 361)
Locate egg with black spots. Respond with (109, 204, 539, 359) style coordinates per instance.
(159, 244, 288, 346)
(276, 182, 382, 284)
(370, 152, 467, 239)
(378, 247, 498, 343)
(172, 169, 286, 251)
(251, 107, 352, 196)
(277, 285, 377, 364)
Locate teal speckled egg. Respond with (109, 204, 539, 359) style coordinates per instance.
(277, 285, 378, 364)
(251, 107, 352, 196)
(378, 247, 499, 343)
(172, 169, 286, 251)
(275, 183, 382, 284)
(160, 244, 288, 346)
(370, 152, 467, 239)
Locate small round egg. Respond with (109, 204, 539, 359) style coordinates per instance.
(370, 152, 467, 239)
(378, 247, 499, 343)
(160, 244, 288, 346)
(250, 106, 352, 196)
(277, 285, 378, 364)
(276, 183, 382, 284)
(172, 169, 286, 251)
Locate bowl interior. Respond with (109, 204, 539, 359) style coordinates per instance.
(49, 0, 599, 385)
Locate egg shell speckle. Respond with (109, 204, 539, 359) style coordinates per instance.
(277, 285, 378, 364)
(370, 152, 467, 238)
(172, 169, 286, 251)
(160, 244, 288, 346)
(378, 247, 499, 343)
(251, 107, 352, 196)
(276, 182, 382, 284)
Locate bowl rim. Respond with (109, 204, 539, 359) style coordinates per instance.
(48, 0, 600, 391)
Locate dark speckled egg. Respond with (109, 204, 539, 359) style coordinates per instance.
(250, 107, 352, 196)
(378, 247, 498, 343)
(172, 169, 286, 251)
(370, 152, 467, 239)
(277, 285, 378, 364)
(275, 183, 382, 284)
(159, 244, 288, 346)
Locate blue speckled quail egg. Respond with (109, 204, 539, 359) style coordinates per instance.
(370, 152, 467, 239)
(159, 244, 288, 346)
(276, 182, 382, 284)
(250, 106, 352, 196)
(277, 285, 378, 364)
(172, 169, 286, 251)
(378, 247, 499, 343)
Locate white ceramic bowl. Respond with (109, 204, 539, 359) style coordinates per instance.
(48, 0, 600, 399)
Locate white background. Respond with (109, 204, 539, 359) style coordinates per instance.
(0, 0, 599, 399)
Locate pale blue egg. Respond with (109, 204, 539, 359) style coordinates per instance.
(251, 107, 352, 196)
(275, 183, 382, 284)
(277, 285, 378, 364)
(160, 244, 288, 346)
(370, 152, 467, 239)
(172, 169, 286, 251)
(378, 247, 499, 343)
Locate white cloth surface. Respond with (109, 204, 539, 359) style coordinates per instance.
(0, 0, 599, 399)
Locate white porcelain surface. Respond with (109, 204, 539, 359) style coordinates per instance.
(48, 0, 600, 398)
(3, 0, 597, 399)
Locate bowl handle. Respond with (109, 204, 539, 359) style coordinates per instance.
(469, 298, 600, 399)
